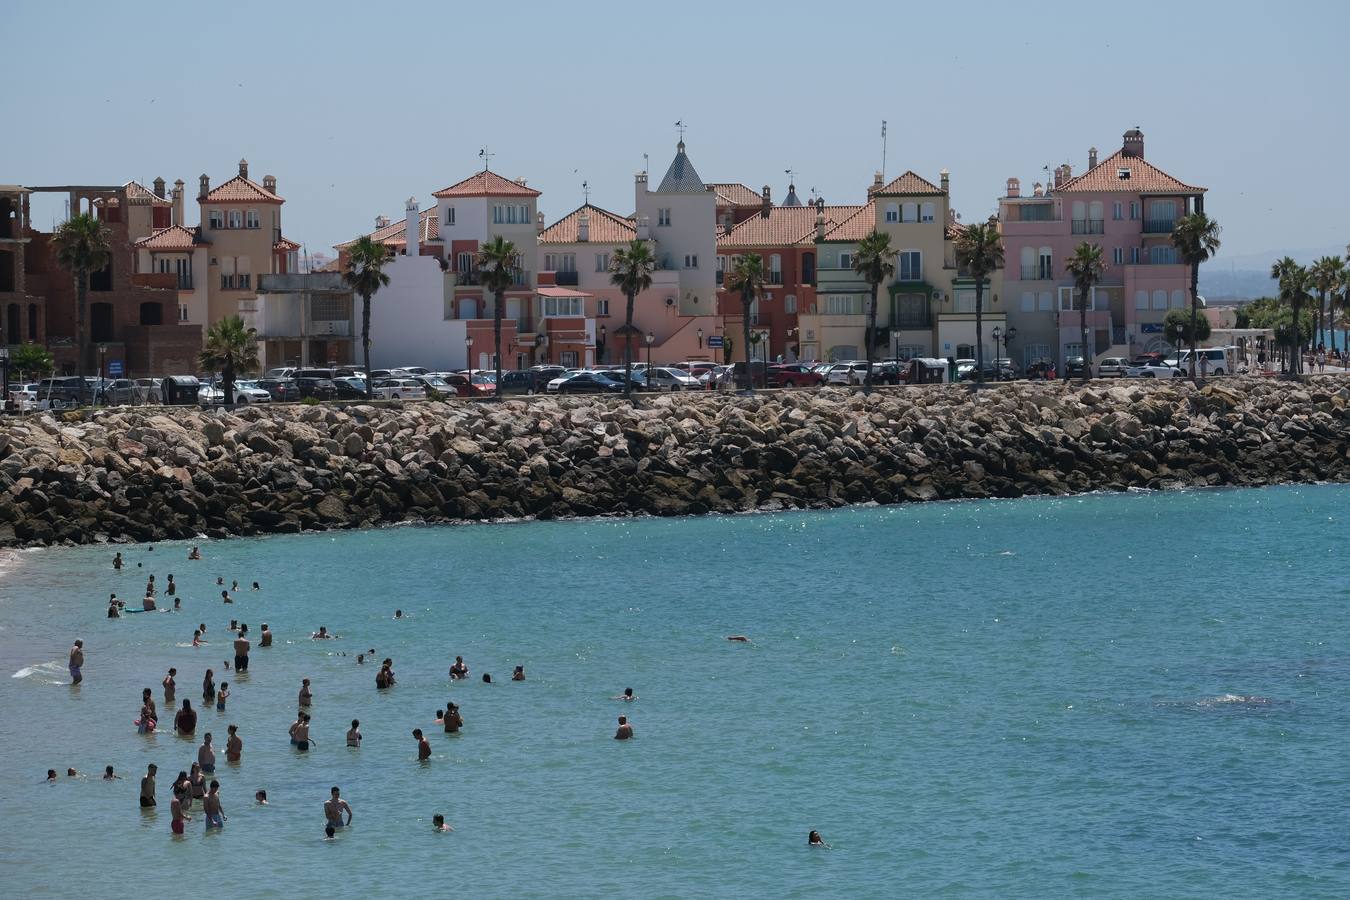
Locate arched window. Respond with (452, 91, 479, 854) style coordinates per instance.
(1152, 290, 1167, 310)
(901, 202, 917, 223)
(884, 203, 899, 223)
(920, 202, 935, 222)
(1171, 289, 1185, 308)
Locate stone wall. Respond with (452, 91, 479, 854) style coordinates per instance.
(1, 379, 1348, 548)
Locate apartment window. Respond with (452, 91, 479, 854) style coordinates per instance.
(825, 294, 862, 315)
(658, 208, 671, 226)
(1023, 344, 1050, 368)
(1135, 290, 1149, 310)
(228, 210, 243, 229)
(1113, 202, 1123, 220)
(492, 205, 503, 224)
(954, 290, 977, 313)
(1129, 201, 1140, 220)
(784, 294, 797, 314)
(1152, 289, 1167, 310)
(1171, 289, 1186, 309)
(901, 202, 918, 223)
(1038, 249, 1053, 280)
(1113, 247, 1124, 265)
(545, 253, 575, 272)
(884, 203, 899, 223)
(769, 254, 782, 282)
(684, 254, 698, 269)
(312, 296, 348, 321)
(208, 210, 224, 229)
(920, 202, 935, 223)
(560, 350, 578, 367)
(1021, 291, 1035, 312)
(1149, 246, 1177, 265)
(838, 252, 852, 269)
(1130, 247, 1140, 264)
(238, 273, 251, 290)
(542, 296, 584, 317)
(179, 305, 189, 322)
(446, 206, 455, 226)
(246, 210, 260, 229)
(595, 253, 610, 272)
(596, 298, 610, 316)
(457, 252, 472, 273)
(893, 293, 929, 328)
(897, 250, 921, 281)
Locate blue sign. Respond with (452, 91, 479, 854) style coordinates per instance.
(108, 360, 124, 377)
(1140, 323, 1164, 334)
(707, 335, 724, 348)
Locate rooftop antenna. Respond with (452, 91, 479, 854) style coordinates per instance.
(809, 186, 819, 203)
(880, 120, 888, 181)
(478, 147, 494, 171)
(643, 153, 649, 174)
(675, 120, 686, 142)
(582, 180, 590, 204)
(784, 168, 798, 186)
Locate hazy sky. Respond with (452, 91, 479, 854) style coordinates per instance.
(5, 0, 1347, 264)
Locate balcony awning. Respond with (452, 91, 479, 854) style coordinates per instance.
(537, 286, 592, 298)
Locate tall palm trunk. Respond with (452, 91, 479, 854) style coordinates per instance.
(863, 283, 878, 395)
(1290, 296, 1302, 378)
(492, 288, 504, 396)
(740, 290, 753, 393)
(1188, 262, 1200, 379)
(974, 283, 986, 386)
(1317, 290, 1327, 350)
(1079, 286, 1089, 382)
(623, 290, 635, 402)
(361, 291, 373, 399)
(76, 270, 87, 378)
(223, 361, 235, 406)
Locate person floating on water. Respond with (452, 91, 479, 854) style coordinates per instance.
(103, 765, 122, 780)
(612, 688, 637, 701)
(808, 830, 830, 848)
(512, 666, 525, 681)
(614, 716, 634, 740)
(188, 547, 201, 560)
(312, 626, 332, 640)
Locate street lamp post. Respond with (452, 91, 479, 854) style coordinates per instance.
(0, 346, 9, 413)
(598, 325, 607, 364)
(696, 327, 703, 350)
(1001, 326, 1017, 379)
(991, 327, 1001, 378)
(464, 334, 474, 370)
(645, 331, 654, 374)
(97, 344, 107, 404)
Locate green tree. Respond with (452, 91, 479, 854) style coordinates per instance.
(851, 230, 895, 394)
(953, 220, 1004, 385)
(342, 236, 392, 399)
(608, 239, 657, 402)
(11, 342, 54, 380)
(477, 235, 519, 394)
(1064, 242, 1106, 381)
(1310, 255, 1343, 351)
(725, 253, 767, 392)
(1271, 257, 1311, 377)
(52, 212, 112, 376)
(1171, 213, 1222, 377)
(198, 315, 259, 405)
(1163, 307, 1211, 360)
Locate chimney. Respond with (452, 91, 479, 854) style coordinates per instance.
(578, 212, 590, 242)
(1032, 182, 1044, 198)
(761, 185, 771, 218)
(636, 215, 650, 240)
(171, 179, 184, 225)
(1088, 147, 1098, 169)
(404, 197, 419, 257)
(1006, 178, 1021, 198)
(816, 208, 827, 240)
(152, 177, 166, 199)
(515, 177, 527, 187)
(1063, 162, 1072, 180)
(869, 171, 884, 195)
(940, 168, 950, 193)
(1052, 167, 1061, 190)
(375, 215, 390, 229)
(1122, 127, 1144, 159)
(263, 175, 277, 194)
(238, 158, 248, 179)
(198, 174, 209, 200)
(536, 211, 545, 233)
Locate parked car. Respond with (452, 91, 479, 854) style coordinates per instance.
(256, 378, 300, 402)
(368, 378, 423, 400)
(765, 363, 825, 388)
(497, 369, 548, 395)
(825, 361, 870, 385)
(32, 376, 96, 407)
(399, 366, 430, 376)
(1125, 360, 1186, 378)
(1166, 348, 1232, 375)
(1097, 357, 1131, 378)
(414, 374, 456, 396)
(330, 376, 368, 399)
(641, 367, 702, 391)
(101, 378, 142, 405)
(295, 367, 336, 380)
(557, 371, 625, 394)
(294, 376, 337, 400)
(197, 382, 225, 405)
(546, 369, 586, 393)
(8, 382, 42, 411)
(231, 380, 273, 404)
(699, 365, 734, 388)
(439, 374, 494, 398)
(264, 367, 297, 379)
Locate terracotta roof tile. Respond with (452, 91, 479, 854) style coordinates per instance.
(818, 202, 876, 242)
(718, 205, 863, 249)
(134, 224, 205, 251)
(874, 171, 944, 196)
(432, 169, 541, 198)
(336, 209, 439, 249)
(538, 204, 636, 244)
(201, 174, 283, 204)
(712, 183, 763, 207)
(273, 236, 301, 251)
(1056, 148, 1206, 194)
(99, 181, 172, 208)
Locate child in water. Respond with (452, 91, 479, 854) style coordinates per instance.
(216, 682, 229, 712)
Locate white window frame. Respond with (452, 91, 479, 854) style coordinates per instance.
(898, 250, 921, 281)
(884, 203, 899, 223)
(954, 290, 977, 313)
(784, 294, 797, 314)
(1129, 201, 1140, 220)
(1135, 290, 1149, 310)
(1113, 201, 1123, 220)
(457, 251, 472, 273)
(595, 253, 610, 272)
(838, 252, 852, 270)
(901, 202, 918, 223)
(446, 206, 455, 226)
(227, 210, 243, 229)
(658, 208, 671, 226)
(769, 254, 782, 282)
(596, 298, 610, 316)
(208, 210, 224, 229)
(684, 254, 698, 269)
(1113, 247, 1124, 265)
(825, 294, 862, 315)
(542, 296, 584, 317)
(920, 202, 935, 223)
(245, 209, 260, 229)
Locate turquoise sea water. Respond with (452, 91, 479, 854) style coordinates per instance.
(2, 485, 1349, 898)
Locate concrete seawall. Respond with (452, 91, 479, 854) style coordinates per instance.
(2, 379, 1348, 548)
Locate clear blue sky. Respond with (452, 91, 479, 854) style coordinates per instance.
(4, 0, 1347, 264)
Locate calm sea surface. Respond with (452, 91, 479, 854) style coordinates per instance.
(2, 486, 1349, 898)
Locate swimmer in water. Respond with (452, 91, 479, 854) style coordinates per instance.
(173, 597, 181, 610)
(175, 699, 197, 735)
(231, 580, 239, 593)
(189, 547, 201, 560)
(113, 552, 123, 570)
(356, 654, 365, 665)
(726, 635, 751, 642)
(259, 624, 272, 648)
(221, 590, 232, 604)
(481, 673, 492, 684)
(44, 769, 57, 782)
(394, 610, 403, 619)
(104, 765, 122, 780)
(312, 627, 332, 640)
(614, 715, 634, 740)
(216, 577, 224, 586)
(226, 724, 242, 762)
(66, 768, 84, 778)
(255, 790, 267, 805)
(432, 814, 453, 832)
(203, 780, 225, 828)
(251, 582, 260, 591)
(293, 714, 313, 752)
(413, 729, 431, 761)
(512, 666, 525, 681)
(347, 719, 362, 748)
(612, 688, 637, 701)
(808, 830, 830, 848)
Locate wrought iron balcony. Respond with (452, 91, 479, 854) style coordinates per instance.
(1071, 219, 1105, 235)
(1143, 219, 1176, 234)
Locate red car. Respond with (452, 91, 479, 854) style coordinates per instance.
(444, 374, 495, 397)
(765, 364, 824, 388)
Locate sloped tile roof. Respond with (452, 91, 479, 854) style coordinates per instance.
(336, 209, 439, 249)
(874, 170, 944, 196)
(656, 142, 707, 193)
(99, 181, 172, 208)
(712, 182, 763, 207)
(1056, 148, 1206, 194)
(538, 203, 636, 244)
(134, 224, 205, 251)
(718, 205, 863, 249)
(202, 174, 284, 204)
(818, 202, 876, 242)
(432, 169, 541, 198)
(273, 236, 301, 251)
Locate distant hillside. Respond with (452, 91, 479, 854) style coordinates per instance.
(1199, 268, 1276, 301)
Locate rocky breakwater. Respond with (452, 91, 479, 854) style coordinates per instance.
(2, 378, 1349, 547)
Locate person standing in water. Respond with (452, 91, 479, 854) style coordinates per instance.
(225, 725, 242, 763)
(294, 714, 313, 752)
(298, 678, 312, 709)
(163, 668, 177, 705)
(170, 792, 192, 835)
(188, 547, 201, 560)
(198, 734, 216, 774)
(324, 786, 352, 829)
(233, 629, 250, 673)
(202, 669, 216, 705)
(259, 624, 272, 648)
(68, 640, 84, 685)
(216, 682, 229, 712)
(614, 716, 634, 740)
(166, 575, 176, 597)
(413, 729, 431, 761)
(139, 764, 157, 807)
(203, 781, 225, 829)
(113, 552, 123, 570)
(175, 700, 197, 735)
(443, 703, 463, 734)
(346, 720, 362, 748)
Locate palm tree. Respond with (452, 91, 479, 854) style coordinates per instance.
(477, 236, 519, 394)
(725, 254, 767, 393)
(52, 212, 112, 376)
(1310, 255, 1341, 352)
(953, 220, 1004, 385)
(1336, 259, 1350, 355)
(1064, 243, 1106, 381)
(198, 315, 259, 405)
(608, 240, 658, 401)
(342, 236, 391, 399)
(1171, 213, 1222, 377)
(1271, 257, 1310, 377)
(851, 230, 895, 395)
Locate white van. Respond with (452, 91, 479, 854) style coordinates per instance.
(1166, 347, 1233, 375)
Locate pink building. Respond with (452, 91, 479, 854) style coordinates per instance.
(999, 128, 1207, 367)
